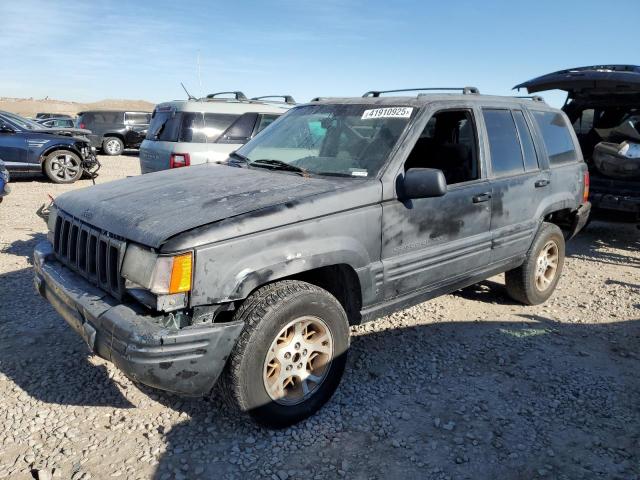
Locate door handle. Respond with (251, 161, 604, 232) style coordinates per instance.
(472, 192, 492, 203)
(535, 179, 550, 188)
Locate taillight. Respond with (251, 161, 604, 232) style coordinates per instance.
(582, 171, 590, 204)
(170, 153, 190, 168)
(79, 123, 86, 129)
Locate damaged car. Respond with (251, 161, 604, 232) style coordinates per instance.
(34, 88, 590, 427)
(516, 65, 640, 220)
(0, 111, 99, 183)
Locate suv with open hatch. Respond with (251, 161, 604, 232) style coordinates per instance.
(139, 91, 293, 173)
(34, 87, 590, 427)
(76, 110, 151, 156)
(516, 65, 640, 220)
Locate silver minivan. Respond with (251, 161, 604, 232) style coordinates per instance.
(139, 92, 293, 173)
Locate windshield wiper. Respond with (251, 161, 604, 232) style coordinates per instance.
(250, 159, 309, 176)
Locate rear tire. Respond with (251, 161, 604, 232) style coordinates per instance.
(219, 280, 350, 428)
(505, 222, 565, 305)
(43, 150, 83, 184)
(102, 137, 124, 156)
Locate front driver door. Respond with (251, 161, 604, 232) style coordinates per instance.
(382, 108, 492, 299)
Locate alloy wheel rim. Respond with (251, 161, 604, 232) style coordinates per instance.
(263, 315, 334, 406)
(535, 240, 559, 291)
(50, 154, 79, 181)
(106, 139, 120, 154)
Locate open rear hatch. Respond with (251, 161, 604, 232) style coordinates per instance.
(514, 65, 640, 98)
(516, 66, 640, 181)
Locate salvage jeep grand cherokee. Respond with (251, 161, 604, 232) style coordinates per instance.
(34, 88, 590, 427)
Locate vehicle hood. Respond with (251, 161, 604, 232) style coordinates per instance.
(514, 65, 640, 98)
(53, 164, 354, 248)
(39, 127, 92, 137)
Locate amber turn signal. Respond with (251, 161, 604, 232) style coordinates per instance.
(169, 252, 192, 294)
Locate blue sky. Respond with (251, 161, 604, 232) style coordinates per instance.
(1, 0, 638, 107)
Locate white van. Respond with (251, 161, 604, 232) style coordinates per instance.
(139, 92, 293, 174)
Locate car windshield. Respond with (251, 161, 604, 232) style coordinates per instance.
(2, 112, 44, 130)
(235, 104, 416, 178)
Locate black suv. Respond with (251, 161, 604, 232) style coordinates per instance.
(516, 65, 640, 220)
(35, 88, 590, 426)
(76, 110, 151, 155)
(0, 111, 97, 183)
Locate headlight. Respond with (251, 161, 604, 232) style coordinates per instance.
(122, 246, 193, 295)
(149, 252, 193, 294)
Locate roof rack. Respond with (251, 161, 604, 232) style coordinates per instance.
(363, 87, 480, 98)
(513, 95, 546, 103)
(251, 95, 296, 105)
(310, 97, 327, 102)
(204, 91, 248, 101)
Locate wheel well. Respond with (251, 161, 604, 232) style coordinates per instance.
(290, 265, 363, 325)
(103, 134, 124, 144)
(213, 265, 364, 326)
(543, 209, 576, 237)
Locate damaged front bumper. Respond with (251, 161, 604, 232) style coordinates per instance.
(33, 241, 243, 396)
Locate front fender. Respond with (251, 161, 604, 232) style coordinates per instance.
(188, 207, 381, 306)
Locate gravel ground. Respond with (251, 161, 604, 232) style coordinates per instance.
(0, 155, 638, 480)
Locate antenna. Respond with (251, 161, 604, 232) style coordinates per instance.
(181, 82, 196, 100)
(197, 51, 203, 98)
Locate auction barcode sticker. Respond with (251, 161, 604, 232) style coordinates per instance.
(361, 107, 413, 120)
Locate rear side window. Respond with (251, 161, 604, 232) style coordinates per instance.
(512, 110, 539, 171)
(532, 111, 577, 164)
(179, 113, 239, 143)
(482, 109, 524, 177)
(124, 112, 151, 125)
(255, 114, 279, 134)
(91, 112, 120, 124)
(218, 113, 257, 143)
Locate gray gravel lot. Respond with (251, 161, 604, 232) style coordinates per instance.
(0, 155, 638, 480)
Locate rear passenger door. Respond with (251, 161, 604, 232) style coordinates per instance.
(482, 108, 550, 263)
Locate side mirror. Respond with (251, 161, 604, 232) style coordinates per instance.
(400, 168, 447, 199)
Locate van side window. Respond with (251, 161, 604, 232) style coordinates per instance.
(404, 109, 479, 185)
(532, 111, 577, 164)
(512, 110, 539, 171)
(482, 109, 525, 177)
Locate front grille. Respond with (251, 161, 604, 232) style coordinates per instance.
(53, 211, 126, 299)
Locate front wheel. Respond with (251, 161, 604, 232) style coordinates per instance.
(219, 280, 350, 428)
(505, 222, 565, 305)
(43, 151, 83, 184)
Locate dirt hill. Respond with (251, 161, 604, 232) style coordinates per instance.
(0, 97, 156, 117)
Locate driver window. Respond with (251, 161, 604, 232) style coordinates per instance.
(404, 109, 479, 185)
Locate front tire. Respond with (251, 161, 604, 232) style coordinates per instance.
(219, 280, 350, 428)
(43, 151, 83, 184)
(505, 222, 565, 305)
(102, 137, 124, 156)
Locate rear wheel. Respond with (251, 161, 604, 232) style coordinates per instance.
(43, 151, 82, 184)
(505, 222, 565, 305)
(219, 280, 350, 428)
(102, 137, 124, 155)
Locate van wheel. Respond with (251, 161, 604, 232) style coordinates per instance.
(219, 280, 350, 428)
(505, 222, 565, 305)
(43, 151, 83, 184)
(102, 137, 124, 155)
